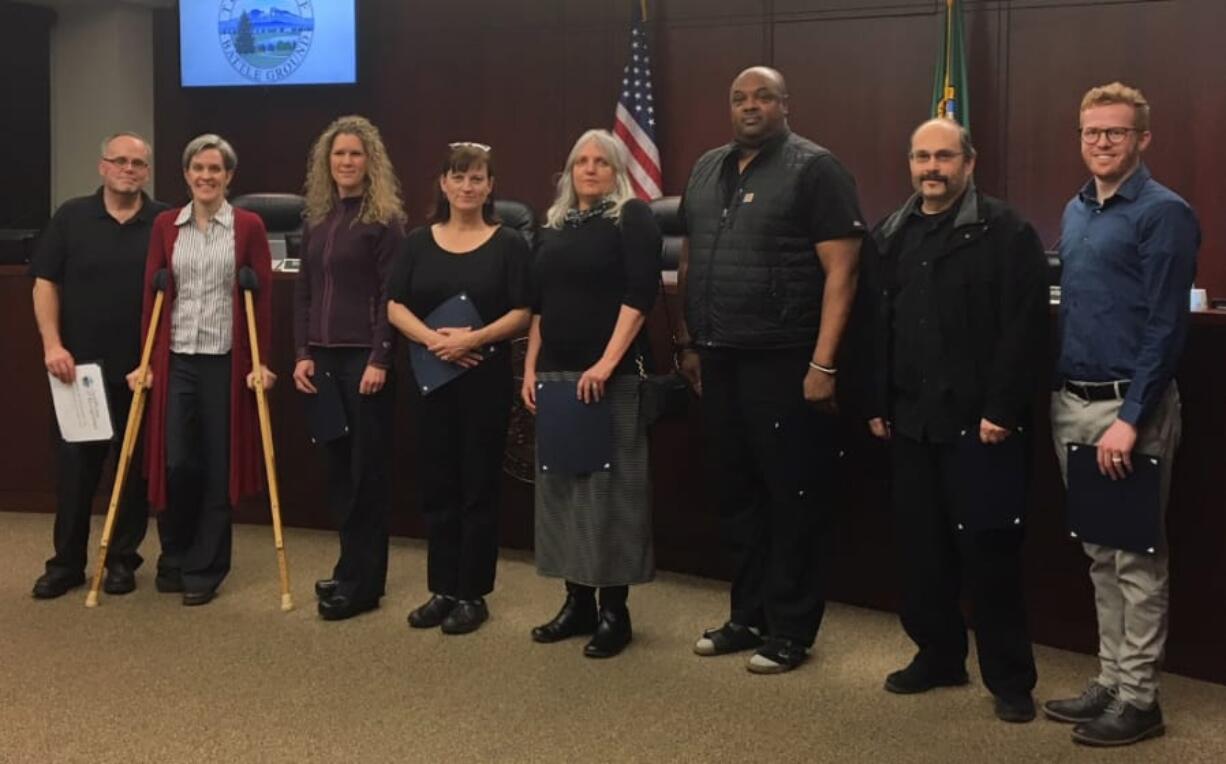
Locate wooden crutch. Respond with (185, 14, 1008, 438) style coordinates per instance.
(86, 269, 167, 608)
(238, 266, 294, 612)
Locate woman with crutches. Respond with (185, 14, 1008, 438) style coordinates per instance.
(128, 133, 275, 606)
(292, 115, 406, 621)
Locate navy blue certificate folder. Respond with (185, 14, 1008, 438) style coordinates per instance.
(535, 380, 614, 476)
(947, 429, 1028, 531)
(1065, 443, 1162, 555)
(409, 292, 498, 395)
(306, 370, 348, 445)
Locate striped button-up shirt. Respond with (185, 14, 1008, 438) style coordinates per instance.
(170, 201, 236, 354)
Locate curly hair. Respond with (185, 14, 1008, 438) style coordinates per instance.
(303, 115, 406, 228)
(1080, 82, 1150, 131)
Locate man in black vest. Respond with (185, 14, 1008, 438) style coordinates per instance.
(676, 66, 865, 673)
(29, 132, 168, 598)
(866, 118, 1048, 721)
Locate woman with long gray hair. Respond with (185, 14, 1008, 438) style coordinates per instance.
(522, 129, 662, 657)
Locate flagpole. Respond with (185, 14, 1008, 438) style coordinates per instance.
(942, 0, 955, 118)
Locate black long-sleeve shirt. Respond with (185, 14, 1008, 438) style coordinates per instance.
(533, 199, 662, 374)
(891, 203, 958, 440)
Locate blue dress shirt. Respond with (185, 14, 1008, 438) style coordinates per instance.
(1057, 163, 1200, 426)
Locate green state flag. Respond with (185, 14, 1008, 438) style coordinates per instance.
(931, 0, 970, 131)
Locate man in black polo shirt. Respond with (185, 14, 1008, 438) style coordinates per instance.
(676, 66, 864, 673)
(29, 132, 168, 599)
(866, 118, 1048, 721)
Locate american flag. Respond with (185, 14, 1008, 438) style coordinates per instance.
(612, 5, 662, 200)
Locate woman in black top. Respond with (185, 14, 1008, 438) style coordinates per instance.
(292, 115, 406, 621)
(522, 129, 662, 658)
(388, 143, 532, 634)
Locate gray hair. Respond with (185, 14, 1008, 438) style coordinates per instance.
(544, 129, 636, 229)
(100, 132, 151, 159)
(182, 133, 238, 171)
(911, 118, 976, 159)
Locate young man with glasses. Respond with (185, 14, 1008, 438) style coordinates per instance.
(28, 132, 168, 599)
(1043, 82, 1200, 747)
(865, 117, 1049, 722)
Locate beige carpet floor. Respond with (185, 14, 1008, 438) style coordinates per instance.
(1, 510, 1224, 763)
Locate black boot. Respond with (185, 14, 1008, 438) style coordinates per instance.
(584, 586, 632, 658)
(531, 582, 597, 643)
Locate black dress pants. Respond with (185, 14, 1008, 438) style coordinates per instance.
(412, 354, 511, 600)
(312, 347, 393, 603)
(159, 353, 233, 594)
(891, 433, 1037, 697)
(698, 347, 837, 646)
(45, 376, 148, 579)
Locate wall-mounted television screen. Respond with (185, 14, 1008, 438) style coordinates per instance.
(180, 1, 356, 87)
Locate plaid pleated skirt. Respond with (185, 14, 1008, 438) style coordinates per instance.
(533, 372, 655, 587)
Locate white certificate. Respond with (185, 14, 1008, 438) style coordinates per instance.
(49, 363, 114, 443)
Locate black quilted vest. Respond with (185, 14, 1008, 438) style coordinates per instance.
(683, 132, 828, 349)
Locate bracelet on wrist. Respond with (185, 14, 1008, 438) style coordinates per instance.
(808, 361, 837, 376)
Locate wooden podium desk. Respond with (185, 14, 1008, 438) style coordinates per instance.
(2, 266, 1223, 684)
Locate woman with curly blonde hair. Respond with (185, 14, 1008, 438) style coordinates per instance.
(292, 114, 406, 621)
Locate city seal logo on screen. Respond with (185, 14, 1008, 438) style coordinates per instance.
(217, 1, 314, 83)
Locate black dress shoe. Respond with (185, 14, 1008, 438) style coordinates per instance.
(155, 571, 184, 593)
(441, 598, 489, 635)
(407, 594, 456, 629)
(32, 572, 85, 599)
(884, 659, 969, 694)
(318, 594, 379, 621)
(182, 590, 216, 607)
(315, 579, 340, 599)
(1043, 681, 1115, 723)
(583, 608, 632, 658)
(103, 566, 136, 595)
(532, 593, 597, 643)
(1072, 698, 1165, 747)
(995, 693, 1037, 723)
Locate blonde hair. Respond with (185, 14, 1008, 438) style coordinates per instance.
(304, 115, 406, 228)
(1080, 82, 1150, 131)
(544, 129, 636, 230)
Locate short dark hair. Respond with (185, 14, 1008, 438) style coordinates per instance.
(428, 144, 499, 225)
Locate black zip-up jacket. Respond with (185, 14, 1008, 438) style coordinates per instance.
(865, 188, 1049, 434)
(293, 196, 403, 368)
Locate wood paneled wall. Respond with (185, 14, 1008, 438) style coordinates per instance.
(1, 2, 54, 229)
(151, 0, 1226, 293)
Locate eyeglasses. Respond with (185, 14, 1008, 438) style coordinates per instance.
(1079, 127, 1141, 144)
(102, 156, 150, 171)
(908, 150, 963, 164)
(448, 141, 492, 152)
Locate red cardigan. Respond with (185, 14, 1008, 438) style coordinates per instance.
(139, 206, 273, 511)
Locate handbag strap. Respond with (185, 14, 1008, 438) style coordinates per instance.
(636, 274, 682, 378)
